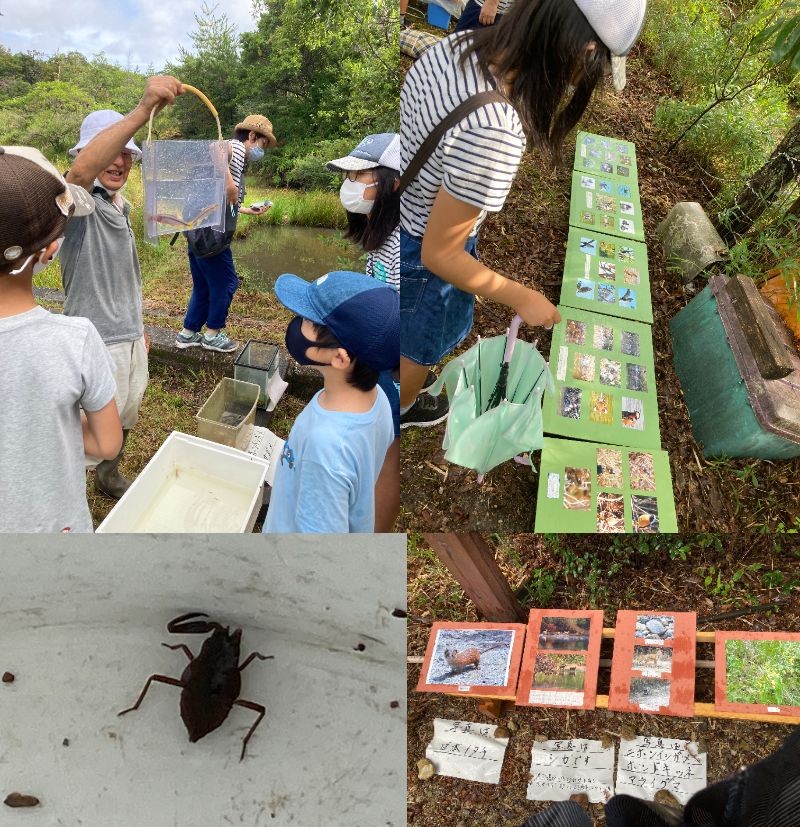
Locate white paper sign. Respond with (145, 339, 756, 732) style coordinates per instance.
(616, 736, 707, 805)
(426, 718, 509, 784)
(527, 739, 614, 803)
(245, 426, 285, 487)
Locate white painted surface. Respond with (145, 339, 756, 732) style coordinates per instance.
(0, 535, 406, 825)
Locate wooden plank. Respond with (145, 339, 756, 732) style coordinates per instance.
(726, 274, 794, 379)
(422, 533, 527, 622)
(596, 694, 800, 725)
(602, 627, 716, 643)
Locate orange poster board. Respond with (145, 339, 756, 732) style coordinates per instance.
(715, 631, 800, 718)
(416, 621, 526, 699)
(515, 609, 604, 709)
(608, 610, 696, 717)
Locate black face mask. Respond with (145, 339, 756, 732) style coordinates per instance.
(284, 315, 331, 366)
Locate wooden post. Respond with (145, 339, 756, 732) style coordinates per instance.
(422, 533, 527, 622)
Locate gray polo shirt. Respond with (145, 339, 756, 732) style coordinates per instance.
(61, 188, 144, 344)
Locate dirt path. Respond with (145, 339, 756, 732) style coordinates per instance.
(399, 44, 800, 534)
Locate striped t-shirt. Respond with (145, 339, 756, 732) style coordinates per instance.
(366, 226, 400, 291)
(229, 139, 247, 202)
(400, 33, 526, 239)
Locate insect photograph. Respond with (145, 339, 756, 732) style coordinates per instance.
(118, 612, 273, 761)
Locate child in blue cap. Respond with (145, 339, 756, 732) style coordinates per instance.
(262, 271, 399, 533)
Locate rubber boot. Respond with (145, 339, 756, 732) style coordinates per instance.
(95, 429, 132, 500)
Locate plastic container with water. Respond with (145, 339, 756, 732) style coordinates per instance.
(96, 432, 268, 533)
(196, 377, 260, 450)
(142, 84, 228, 243)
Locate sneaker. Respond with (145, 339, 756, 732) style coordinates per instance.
(201, 331, 238, 353)
(421, 369, 438, 390)
(400, 392, 449, 429)
(175, 330, 203, 349)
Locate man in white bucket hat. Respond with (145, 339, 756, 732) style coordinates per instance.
(63, 75, 183, 499)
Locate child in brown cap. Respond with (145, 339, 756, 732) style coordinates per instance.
(0, 146, 122, 532)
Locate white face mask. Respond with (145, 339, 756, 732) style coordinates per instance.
(339, 178, 375, 215)
(9, 236, 65, 276)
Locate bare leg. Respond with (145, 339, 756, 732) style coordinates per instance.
(233, 698, 266, 761)
(374, 437, 400, 532)
(118, 674, 183, 716)
(162, 643, 194, 661)
(400, 355, 430, 408)
(239, 652, 274, 672)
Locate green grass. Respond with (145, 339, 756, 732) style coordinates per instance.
(726, 639, 800, 707)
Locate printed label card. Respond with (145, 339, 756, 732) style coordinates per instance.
(568, 171, 645, 242)
(534, 438, 678, 533)
(516, 609, 603, 709)
(528, 739, 615, 803)
(426, 718, 509, 784)
(560, 227, 652, 324)
(416, 622, 526, 698)
(715, 631, 800, 717)
(542, 306, 661, 450)
(616, 736, 707, 804)
(574, 131, 639, 184)
(608, 611, 696, 717)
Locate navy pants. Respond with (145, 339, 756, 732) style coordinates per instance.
(454, 0, 504, 32)
(184, 247, 238, 331)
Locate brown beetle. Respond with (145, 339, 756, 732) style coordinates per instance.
(118, 612, 273, 761)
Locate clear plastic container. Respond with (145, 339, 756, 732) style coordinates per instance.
(141, 84, 228, 242)
(234, 340, 280, 409)
(196, 377, 260, 450)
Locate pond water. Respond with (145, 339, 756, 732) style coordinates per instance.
(233, 225, 364, 290)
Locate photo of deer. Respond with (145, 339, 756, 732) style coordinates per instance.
(532, 653, 587, 692)
(632, 645, 673, 674)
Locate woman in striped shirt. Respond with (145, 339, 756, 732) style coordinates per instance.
(399, 0, 647, 428)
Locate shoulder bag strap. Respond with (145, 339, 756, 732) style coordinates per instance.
(398, 89, 506, 195)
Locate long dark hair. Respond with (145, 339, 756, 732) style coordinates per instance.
(459, 0, 610, 162)
(343, 166, 400, 253)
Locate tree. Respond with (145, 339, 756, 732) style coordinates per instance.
(717, 117, 800, 243)
(164, 3, 242, 138)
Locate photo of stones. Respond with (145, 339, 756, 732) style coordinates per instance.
(636, 615, 675, 642)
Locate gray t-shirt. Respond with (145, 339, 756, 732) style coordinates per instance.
(61, 188, 144, 344)
(0, 306, 117, 533)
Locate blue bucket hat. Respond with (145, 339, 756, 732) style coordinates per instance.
(275, 271, 399, 372)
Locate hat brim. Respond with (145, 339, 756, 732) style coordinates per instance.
(234, 123, 278, 148)
(325, 155, 380, 172)
(274, 273, 325, 324)
(69, 138, 141, 160)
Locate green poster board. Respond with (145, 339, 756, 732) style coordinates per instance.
(574, 131, 638, 184)
(542, 305, 661, 449)
(559, 226, 653, 325)
(569, 170, 645, 243)
(534, 437, 678, 533)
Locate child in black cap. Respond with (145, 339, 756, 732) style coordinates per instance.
(262, 270, 398, 533)
(0, 146, 122, 532)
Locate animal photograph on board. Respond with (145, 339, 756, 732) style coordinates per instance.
(423, 627, 517, 688)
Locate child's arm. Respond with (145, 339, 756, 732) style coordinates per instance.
(81, 402, 123, 459)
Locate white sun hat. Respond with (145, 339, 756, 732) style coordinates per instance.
(573, 0, 648, 91)
(69, 110, 142, 159)
(326, 134, 400, 173)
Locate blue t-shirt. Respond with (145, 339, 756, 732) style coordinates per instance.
(262, 387, 394, 533)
